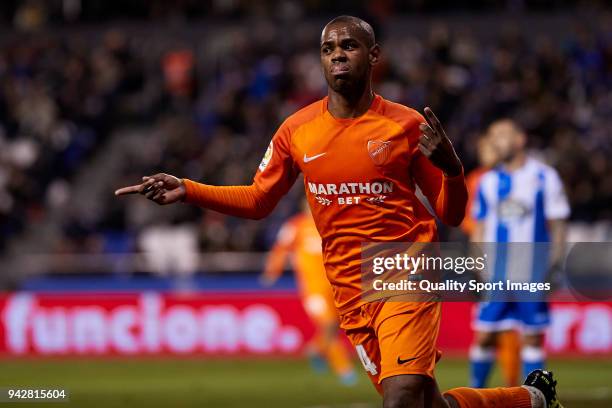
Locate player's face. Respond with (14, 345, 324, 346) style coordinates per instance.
(487, 122, 525, 162)
(477, 137, 498, 168)
(320, 23, 377, 94)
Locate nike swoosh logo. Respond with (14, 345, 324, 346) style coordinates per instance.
(303, 152, 326, 163)
(397, 356, 418, 365)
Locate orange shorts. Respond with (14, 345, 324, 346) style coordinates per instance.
(339, 300, 442, 394)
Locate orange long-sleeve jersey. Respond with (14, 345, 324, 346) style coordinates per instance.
(183, 95, 467, 313)
(263, 213, 331, 297)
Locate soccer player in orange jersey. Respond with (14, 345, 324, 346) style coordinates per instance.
(261, 203, 356, 385)
(116, 15, 562, 408)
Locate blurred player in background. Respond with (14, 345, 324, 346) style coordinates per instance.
(470, 119, 569, 390)
(260, 201, 356, 385)
(462, 134, 521, 387)
(117, 16, 563, 408)
(461, 135, 499, 237)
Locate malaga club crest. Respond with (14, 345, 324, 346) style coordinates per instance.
(367, 140, 391, 166)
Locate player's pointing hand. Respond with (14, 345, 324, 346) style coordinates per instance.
(114, 173, 186, 205)
(418, 107, 463, 177)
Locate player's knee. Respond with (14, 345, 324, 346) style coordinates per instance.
(522, 333, 544, 347)
(383, 390, 421, 408)
(382, 374, 426, 408)
(383, 393, 413, 408)
(475, 331, 497, 348)
(444, 394, 461, 408)
(322, 322, 339, 340)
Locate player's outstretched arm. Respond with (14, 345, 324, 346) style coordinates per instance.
(115, 116, 299, 220)
(115, 173, 280, 220)
(115, 173, 185, 205)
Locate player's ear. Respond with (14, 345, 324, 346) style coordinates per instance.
(369, 44, 381, 65)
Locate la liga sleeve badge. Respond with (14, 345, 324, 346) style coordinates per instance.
(259, 141, 273, 172)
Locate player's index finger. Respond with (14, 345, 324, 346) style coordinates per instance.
(114, 185, 142, 196)
(424, 107, 443, 134)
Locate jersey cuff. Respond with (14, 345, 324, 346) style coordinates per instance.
(182, 179, 198, 203)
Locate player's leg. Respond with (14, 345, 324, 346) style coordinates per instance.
(341, 305, 383, 395)
(469, 330, 497, 388)
(305, 293, 356, 382)
(382, 374, 450, 408)
(518, 302, 549, 377)
(373, 301, 443, 407)
(303, 294, 330, 373)
(522, 332, 546, 378)
(305, 334, 327, 373)
(344, 303, 447, 405)
(380, 373, 547, 408)
(443, 301, 562, 408)
(443, 385, 532, 408)
(373, 300, 537, 408)
(352, 332, 384, 394)
(424, 375, 453, 408)
(320, 296, 357, 384)
(470, 301, 514, 387)
(346, 300, 563, 408)
(321, 322, 357, 384)
(318, 317, 356, 384)
(443, 369, 563, 408)
(498, 330, 521, 386)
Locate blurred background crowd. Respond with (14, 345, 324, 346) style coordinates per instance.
(0, 0, 611, 278)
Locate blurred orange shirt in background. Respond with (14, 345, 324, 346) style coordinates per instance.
(263, 213, 332, 298)
(460, 167, 487, 236)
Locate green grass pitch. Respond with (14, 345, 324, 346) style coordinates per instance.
(0, 357, 610, 407)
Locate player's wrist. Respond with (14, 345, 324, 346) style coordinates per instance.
(443, 161, 463, 178)
(179, 179, 188, 202)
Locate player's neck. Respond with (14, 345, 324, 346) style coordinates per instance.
(327, 85, 375, 119)
(502, 152, 527, 172)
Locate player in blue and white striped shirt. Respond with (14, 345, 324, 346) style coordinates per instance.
(469, 119, 569, 388)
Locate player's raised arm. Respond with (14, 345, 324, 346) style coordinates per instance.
(115, 121, 300, 220)
(418, 107, 463, 177)
(411, 107, 468, 226)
